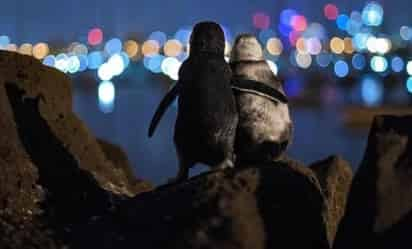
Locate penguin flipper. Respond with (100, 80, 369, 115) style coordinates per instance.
(231, 79, 288, 104)
(148, 84, 179, 137)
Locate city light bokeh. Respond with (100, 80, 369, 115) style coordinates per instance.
(0, 0, 411, 116)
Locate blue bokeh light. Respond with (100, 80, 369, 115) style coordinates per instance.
(280, 9, 297, 26)
(362, 2, 384, 26)
(176, 52, 188, 62)
(104, 38, 122, 55)
(346, 20, 360, 36)
(400, 26, 412, 41)
(407, 77, 412, 93)
(174, 28, 192, 44)
(0, 35, 10, 47)
(78, 55, 89, 72)
(361, 75, 383, 106)
(144, 54, 164, 73)
(149, 31, 167, 47)
(278, 23, 292, 37)
(88, 51, 104, 70)
(43, 55, 56, 67)
(391, 56, 404, 73)
(352, 53, 366, 70)
(353, 33, 370, 51)
(334, 60, 349, 78)
(120, 52, 130, 68)
(316, 53, 332, 68)
(289, 50, 298, 67)
(336, 14, 349, 31)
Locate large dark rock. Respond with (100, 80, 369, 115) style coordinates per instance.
(119, 161, 329, 249)
(334, 115, 412, 249)
(310, 155, 353, 246)
(0, 51, 150, 198)
(0, 51, 150, 248)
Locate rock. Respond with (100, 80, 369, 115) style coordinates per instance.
(119, 161, 329, 249)
(3, 73, 117, 248)
(310, 155, 353, 246)
(0, 51, 148, 249)
(97, 139, 153, 194)
(0, 52, 51, 248)
(0, 51, 150, 197)
(281, 156, 323, 190)
(0, 215, 62, 249)
(334, 115, 412, 249)
(97, 138, 136, 180)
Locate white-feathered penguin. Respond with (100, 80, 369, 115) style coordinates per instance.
(230, 33, 293, 164)
(148, 21, 238, 183)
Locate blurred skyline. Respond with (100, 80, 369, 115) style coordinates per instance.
(0, 0, 410, 43)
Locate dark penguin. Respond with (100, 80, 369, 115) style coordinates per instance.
(148, 21, 238, 182)
(230, 34, 292, 164)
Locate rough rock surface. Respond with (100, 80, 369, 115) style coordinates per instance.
(97, 139, 153, 194)
(119, 161, 329, 249)
(334, 115, 412, 249)
(0, 51, 150, 249)
(310, 155, 353, 246)
(0, 51, 150, 197)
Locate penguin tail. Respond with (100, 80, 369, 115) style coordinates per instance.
(148, 83, 180, 137)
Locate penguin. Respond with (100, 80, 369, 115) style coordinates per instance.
(148, 21, 238, 183)
(230, 33, 293, 164)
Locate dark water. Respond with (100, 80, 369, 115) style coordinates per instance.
(73, 71, 367, 185)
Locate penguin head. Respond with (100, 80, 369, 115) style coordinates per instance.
(189, 21, 225, 56)
(230, 34, 264, 62)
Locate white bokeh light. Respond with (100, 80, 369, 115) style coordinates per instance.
(98, 81, 115, 105)
(98, 63, 114, 81)
(108, 53, 125, 76)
